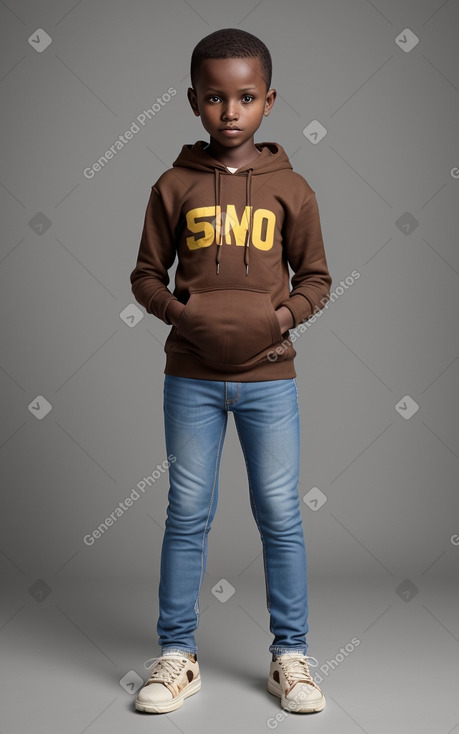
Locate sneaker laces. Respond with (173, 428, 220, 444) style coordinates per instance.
(277, 654, 321, 689)
(143, 655, 188, 686)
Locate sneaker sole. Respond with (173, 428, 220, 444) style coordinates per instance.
(267, 678, 326, 713)
(135, 676, 201, 714)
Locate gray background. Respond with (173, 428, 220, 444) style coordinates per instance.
(1, 0, 458, 732)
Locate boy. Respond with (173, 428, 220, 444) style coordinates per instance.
(130, 28, 332, 715)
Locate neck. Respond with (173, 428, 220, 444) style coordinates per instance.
(207, 139, 261, 169)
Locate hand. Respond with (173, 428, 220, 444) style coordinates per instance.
(275, 306, 294, 333)
(166, 299, 185, 327)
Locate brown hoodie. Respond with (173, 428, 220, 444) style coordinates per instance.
(130, 140, 332, 381)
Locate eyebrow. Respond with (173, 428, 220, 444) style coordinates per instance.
(205, 87, 258, 93)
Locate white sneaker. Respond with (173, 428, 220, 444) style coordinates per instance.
(135, 653, 201, 713)
(267, 652, 325, 713)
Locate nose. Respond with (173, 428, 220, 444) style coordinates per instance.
(222, 100, 238, 120)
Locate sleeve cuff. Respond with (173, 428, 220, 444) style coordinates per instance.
(280, 294, 314, 328)
(162, 296, 179, 325)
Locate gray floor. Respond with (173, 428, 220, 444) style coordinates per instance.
(1, 575, 457, 733)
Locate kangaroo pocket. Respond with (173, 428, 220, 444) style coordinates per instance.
(174, 287, 283, 366)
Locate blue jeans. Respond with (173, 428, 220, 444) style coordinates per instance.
(157, 376, 309, 657)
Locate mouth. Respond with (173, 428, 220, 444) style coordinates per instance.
(220, 127, 242, 135)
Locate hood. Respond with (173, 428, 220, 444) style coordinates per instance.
(172, 141, 293, 275)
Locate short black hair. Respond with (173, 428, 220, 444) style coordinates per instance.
(190, 28, 272, 91)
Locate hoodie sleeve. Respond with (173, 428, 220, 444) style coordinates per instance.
(130, 186, 179, 324)
(280, 191, 332, 327)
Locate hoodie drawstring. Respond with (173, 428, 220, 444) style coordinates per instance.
(244, 169, 253, 277)
(214, 166, 253, 277)
(215, 168, 222, 274)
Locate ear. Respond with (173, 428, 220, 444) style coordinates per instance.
(187, 87, 200, 117)
(264, 88, 277, 117)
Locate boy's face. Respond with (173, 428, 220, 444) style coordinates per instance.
(188, 57, 276, 154)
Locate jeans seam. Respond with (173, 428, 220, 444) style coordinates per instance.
(194, 415, 227, 624)
(293, 377, 299, 402)
(224, 381, 240, 407)
(234, 419, 272, 614)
